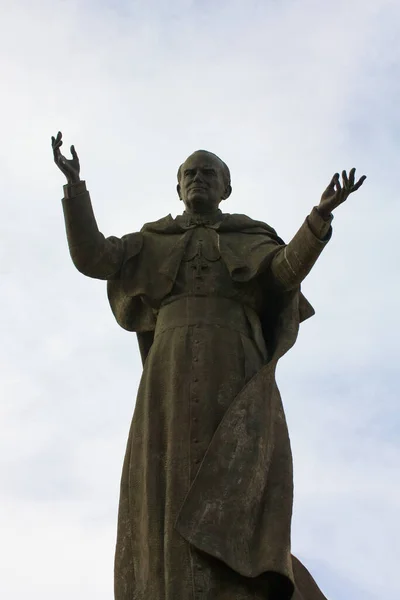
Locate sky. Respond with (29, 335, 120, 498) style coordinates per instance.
(0, 0, 399, 598)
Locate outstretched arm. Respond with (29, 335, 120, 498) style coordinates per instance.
(52, 132, 140, 279)
(269, 169, 366, 290)
(62, 180, 131, 279)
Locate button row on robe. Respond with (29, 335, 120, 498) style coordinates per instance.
(191, 332, 203, 477)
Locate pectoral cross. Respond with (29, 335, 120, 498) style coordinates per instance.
(191, 241, 209, 278)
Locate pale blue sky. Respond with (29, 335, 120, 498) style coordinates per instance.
(0, 1, 399, 599)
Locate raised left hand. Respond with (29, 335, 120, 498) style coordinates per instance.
(318, 168, 366, 219)
(51, 131, 81, 184)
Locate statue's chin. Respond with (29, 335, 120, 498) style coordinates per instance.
(185, 194, 219, 215)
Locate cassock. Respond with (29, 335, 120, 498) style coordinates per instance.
(62, 180, 333, 600)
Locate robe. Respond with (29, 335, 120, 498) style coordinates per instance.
(62, 181, 333, 600)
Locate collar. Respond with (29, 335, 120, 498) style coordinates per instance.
(177, 209, 224, 228)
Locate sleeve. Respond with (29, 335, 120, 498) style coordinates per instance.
(61, 181, 142, 280)
(268, 207, 333, 291)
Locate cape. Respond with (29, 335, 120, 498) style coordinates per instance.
(107, 212, 314, 363)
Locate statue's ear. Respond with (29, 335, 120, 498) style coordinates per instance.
(177, 183, 182, 200)
(222, 184, 232, 201)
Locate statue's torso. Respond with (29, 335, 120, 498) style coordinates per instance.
(165, 226, 264, 313)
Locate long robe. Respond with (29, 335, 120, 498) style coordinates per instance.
(62, 182, 332, 600)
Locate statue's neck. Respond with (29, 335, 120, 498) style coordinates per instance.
(183, 207, 222, 217)
(182, 208, 222, 225)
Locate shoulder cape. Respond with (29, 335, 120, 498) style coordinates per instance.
(107, 212, 314, 363)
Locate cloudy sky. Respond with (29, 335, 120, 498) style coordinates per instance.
(1, 0, 399, 598)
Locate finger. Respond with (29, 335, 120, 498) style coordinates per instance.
(351, 175, 367, 191)
(56, 131, 62, 142)
(325, 173, 337, 192)
(333, 172, 341, 190)
(51, 134, 62, 148)
(349, 167, 356, 187)
(342, 170, 349, 187)
(51, 137, 59, 153)
(53, 143, 62, 159)
(70, 145, 78, 160)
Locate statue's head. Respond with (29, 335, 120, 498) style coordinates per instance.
(177, 150, 232, 214)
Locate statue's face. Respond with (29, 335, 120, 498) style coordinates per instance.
(177, 151, 231, 214)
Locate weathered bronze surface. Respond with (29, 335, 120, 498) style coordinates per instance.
(52, 132, 366, 599)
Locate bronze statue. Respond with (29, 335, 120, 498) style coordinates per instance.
(52, 131, 366, 600)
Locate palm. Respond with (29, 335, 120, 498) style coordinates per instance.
(51, 131, 80, 184)
(319, 168, 366, 217)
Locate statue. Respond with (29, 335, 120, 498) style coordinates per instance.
(52, 131, 366, 600)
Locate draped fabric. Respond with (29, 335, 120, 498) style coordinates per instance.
(107, 215, 328, 600)
(61, 190, 331, 599)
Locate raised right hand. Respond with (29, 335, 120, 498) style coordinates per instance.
(51, 131, 80, 184)
(318, 168, 366, 219)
